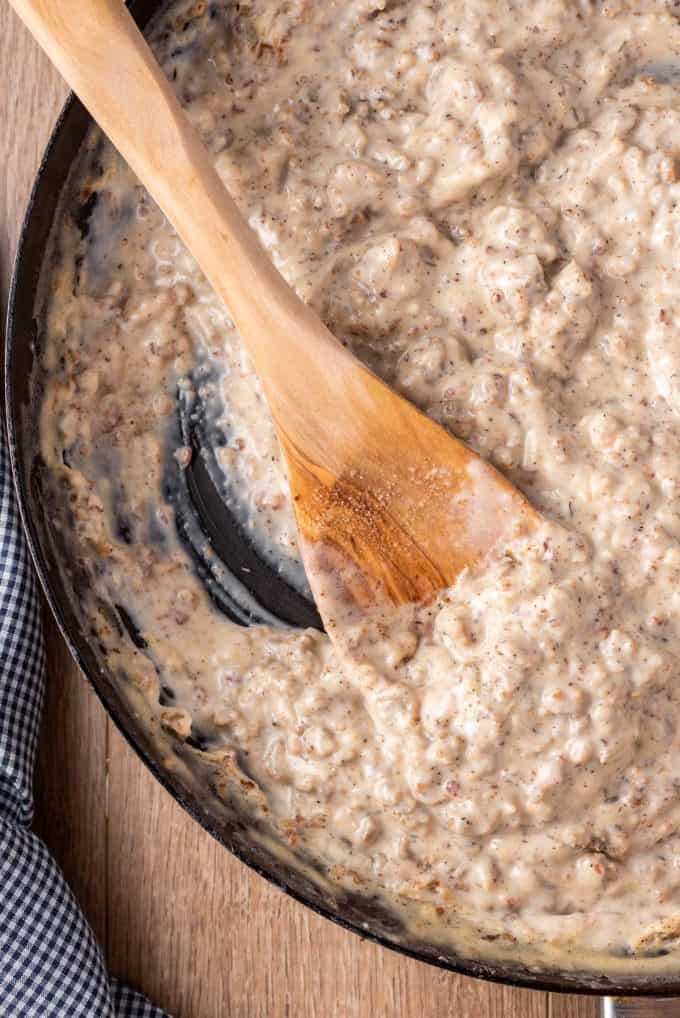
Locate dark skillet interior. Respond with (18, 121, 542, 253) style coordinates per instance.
(5, 0, 680, 997)
(172, 377, 322, 629)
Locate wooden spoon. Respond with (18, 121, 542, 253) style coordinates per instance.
(12, 0, 539, 629)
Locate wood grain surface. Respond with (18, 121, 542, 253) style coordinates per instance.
(0, 7, 599, 1017)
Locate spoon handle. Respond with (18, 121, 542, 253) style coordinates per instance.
(602, 998, 680, 1016)
(9, 0, 339, 386)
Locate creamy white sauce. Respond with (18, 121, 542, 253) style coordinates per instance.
(37, 0, 680, 972)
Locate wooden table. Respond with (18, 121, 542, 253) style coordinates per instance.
(1, 9, 598, 1017)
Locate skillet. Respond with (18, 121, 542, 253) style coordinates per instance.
(5, 0, 680, 1002)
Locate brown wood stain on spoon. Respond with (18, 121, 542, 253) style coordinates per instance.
(10, 0, 539, 631)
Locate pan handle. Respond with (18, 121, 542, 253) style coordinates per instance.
(602, 999, 680, 1016)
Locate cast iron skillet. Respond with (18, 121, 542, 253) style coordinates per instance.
(5, 0, 680, 998)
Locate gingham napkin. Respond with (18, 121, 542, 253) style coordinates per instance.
(0, 433, 170, 1016)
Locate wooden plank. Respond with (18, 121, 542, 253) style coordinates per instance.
(0, 3, 67, 307)
(549, 994, 600, 1018)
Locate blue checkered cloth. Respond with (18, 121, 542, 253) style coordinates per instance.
(0, 433, 170, 1017)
